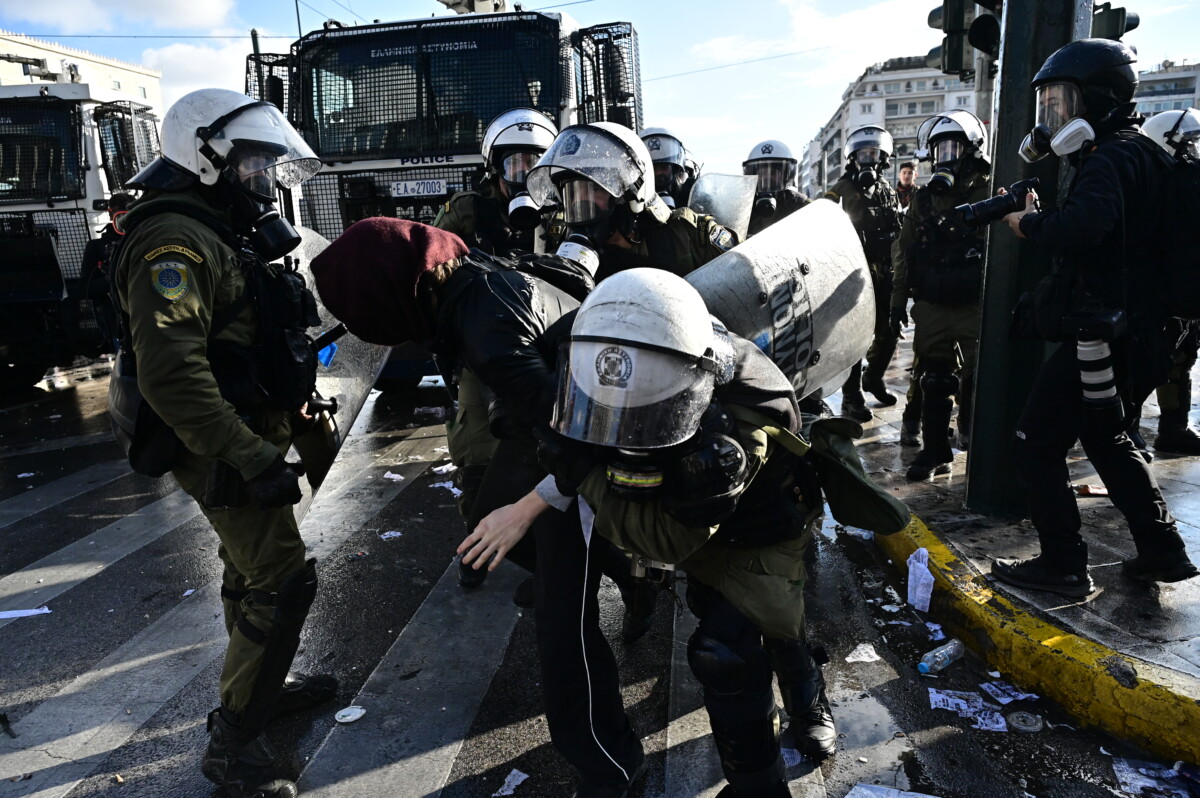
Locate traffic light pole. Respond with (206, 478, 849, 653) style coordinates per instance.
(964, 0, 1094, 515)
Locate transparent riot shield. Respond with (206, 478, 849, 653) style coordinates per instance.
(686, 173, 758, 241)
(686, 199, 874, 400)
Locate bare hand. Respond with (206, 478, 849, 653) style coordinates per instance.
(457, 492, 549, 572)
(1002, 191, 1038, 240)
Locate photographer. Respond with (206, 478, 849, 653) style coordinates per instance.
(992, 39, 1198, 596)
(889, 110, 991, 480)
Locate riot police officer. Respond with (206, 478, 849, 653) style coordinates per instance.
(639, 126, 698, 209)
(525, 122, 736, 283)
(889, 110, 990, 481)
(111, 89, 332, 798)
(825, 125, 904, 420)
(743, 140, 809, 237)
(434, 107, 558, 255)
(992, 40, 1198, 595)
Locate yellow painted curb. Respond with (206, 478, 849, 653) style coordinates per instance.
(875, 514, 1200, 763)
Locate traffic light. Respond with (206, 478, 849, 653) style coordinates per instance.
(1092, 3, 1140, 40)
(968, 0, 1001, 60)
(927, 0, 971, 76)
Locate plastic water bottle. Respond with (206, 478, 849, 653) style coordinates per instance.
(918, 639, 965, 674)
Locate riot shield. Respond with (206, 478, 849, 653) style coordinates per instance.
(686, 199, 873, 400)
(687, 173, 757, 242)
(289, 227, 389, 493)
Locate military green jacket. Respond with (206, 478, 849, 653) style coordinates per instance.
(595, 207, 735, 281)
(889, 175, 989, 310)
(825, 176, 901, 269)
(114, 190, 280, 480)
(434, 178, 562, 255)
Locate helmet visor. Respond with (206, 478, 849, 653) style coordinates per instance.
(744, 160, 794, 193)
(525, 127, 644, 207)
(1036, 82, 1084, 135)
(552, 339, 715, 449)
(210, 104, 321, 190)
(500, 150, 541, 186)
(230, 149, 279, 199)
(643, 135, 685, 167)
(559, 178, 615, 224)
(853, 146, 882, 166)
(931, 139, 966, 164)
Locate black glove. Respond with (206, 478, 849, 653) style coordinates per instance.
(534, 427, 605, 497)
(245, 455, 303, 508)
(889, 305, 909, 338)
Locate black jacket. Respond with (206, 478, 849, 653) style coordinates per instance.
(1020, 125, 1169, 333)
(432, 251, 591, 433)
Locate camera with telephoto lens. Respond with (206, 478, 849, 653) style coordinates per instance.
(1062, 308, 1127, 342)
(954, 177, 1041, 229)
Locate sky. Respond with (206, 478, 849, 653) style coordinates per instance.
(0, 0, 1197, 174)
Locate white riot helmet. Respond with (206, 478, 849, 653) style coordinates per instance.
(639, 126, 690, 201)
(743, 140, 798, 194)
(915, 110, 989, 166)
(1142, 109, 1200, 162)
(554, 268, 728, 449)
(481, 108, 558, 192)
(131, 88, 320, 202)
(527, 122, 667, 224)
(844, 125, 894, 168)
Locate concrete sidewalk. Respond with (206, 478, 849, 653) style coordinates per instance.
(832, 337, 1200, 766)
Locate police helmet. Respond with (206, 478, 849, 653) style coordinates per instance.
(916, 110, 989, 167)
(481, 108, 558, 190)
(743, 140, 798, 194)
(844, 125, 895, 168)
(1141, 108, 1200, 162)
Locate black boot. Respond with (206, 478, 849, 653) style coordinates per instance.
(202, 708, 298, 798)
(766, 639, 837, 761)
(907, 370, 954, 481)
(1123, 548, 1200, 583)
(991, 555, 1094, 598)
(862, 362, 897, 407)
(1155, 407, 1200, 454)
(840, 362, 873, 422)
(269, 671, 338, 721)
(618, 578, 660, 643)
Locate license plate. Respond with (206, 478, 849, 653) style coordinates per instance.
(389, 179, 447, 198)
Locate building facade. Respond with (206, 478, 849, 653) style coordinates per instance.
(802, 56, 977, 197)
(1135, 59, 1199, 119)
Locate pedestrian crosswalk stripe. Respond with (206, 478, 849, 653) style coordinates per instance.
(0, 460, 130, 531)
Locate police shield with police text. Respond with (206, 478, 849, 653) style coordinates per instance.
(890, 110, 990, 481)
(825, 125, 904, 420)
(107, 88, 331, 798)
(992, 39, 1199, 596)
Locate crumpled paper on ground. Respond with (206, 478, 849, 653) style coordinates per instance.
(846, 643, 881, 663)
(1111, 758, 1190, 798)
(907, 547, 935, 612)
(491, 768, 529, 796)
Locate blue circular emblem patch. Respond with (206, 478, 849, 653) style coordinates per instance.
(158, 269, 182, 288)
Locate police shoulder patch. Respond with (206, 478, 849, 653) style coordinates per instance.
(150, 261, 189, 302)
(144, 244, 204, 263)
(709, 225, 735, 252)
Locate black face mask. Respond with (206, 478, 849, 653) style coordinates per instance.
(852, 166, 880, 191)
(927, 163, 957, 194)
(507, 192, 542, 231)
(753, 193, 777, 218)
(223, 183, 301, 260)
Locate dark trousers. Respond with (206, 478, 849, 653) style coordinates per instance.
(535, 506, 645, 789)
(1014, 342, 1182, 572)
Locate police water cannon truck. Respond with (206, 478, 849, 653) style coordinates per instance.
(0, 58, 160, 389)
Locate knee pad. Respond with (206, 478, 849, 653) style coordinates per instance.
(919, 363, 960, 400)
(688, 632, 749, 696)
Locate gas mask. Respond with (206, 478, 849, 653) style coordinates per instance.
(927, 138, 968, 194)
(552, 178, 623, 275)
(219, 161, 302, 261)
(507, 192, 542, 231)
(852, 163, 880, 192)
(849, 147, 884, 192)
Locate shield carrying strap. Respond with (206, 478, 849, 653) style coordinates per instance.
(724, 405, 811, 458)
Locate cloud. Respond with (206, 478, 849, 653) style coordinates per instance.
(140, 33, 252, 109)
(0, 0, 234, 33)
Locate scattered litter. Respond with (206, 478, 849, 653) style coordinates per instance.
(431, 463, 458, 475)
(383, 471, 406, 482)
(857, 757, 869, 763)
(0, 606, 51, 620)
(415, 406, 447, 419)
(845, 643, 881, 663)
(335, 706, 367, 723)
(430, 481, 463, 497)
(1112, 757, 1189, 798)
(17, 473, 34, 479)
(1073, 483, 1109, 497)
(345, 551, 369, 561)
(433, 446, 448, 453)
(113, 774, 124, 784)
(926, 622, 946, 641)
(980, 681, 1039, 705)
(1101, 746, 1112, 756)
(844, 786, 940, 798)
(886, 620, 912, 627)
(928, 688, 984, 717)
(1006, 711, 1043, 733)
(988, 670, 1001, 678)
(842, 527, 874, 541)
(181, 589, 195, 598)
(491, 768, 529, 796)
(781, 747, 804, 768)
(881, 604, 902, 613)
(972, 710, 1009, 732)
(907, 548, 935, 612)
(379, 531, 403, 541)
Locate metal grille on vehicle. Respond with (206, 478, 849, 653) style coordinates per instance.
(245, 53, 293, 114)
(0, 210, 91, 281)
(94, 102, 161, 190)
(290, 13, 563, 162)
(573, 22, 642, 131)
(0, 98, 86, 204)
(300, 166, 482, 240)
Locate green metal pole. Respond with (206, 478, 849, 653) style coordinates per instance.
(964, 0, 1093, 515)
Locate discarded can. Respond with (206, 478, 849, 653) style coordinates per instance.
(1007, 711, 1044, 733)
(335, 706, 367, 723)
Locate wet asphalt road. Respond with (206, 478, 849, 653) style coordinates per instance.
(0, 363, 1178, 798)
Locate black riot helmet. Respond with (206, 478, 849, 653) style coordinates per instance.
(1031, 38, 1138, 124)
